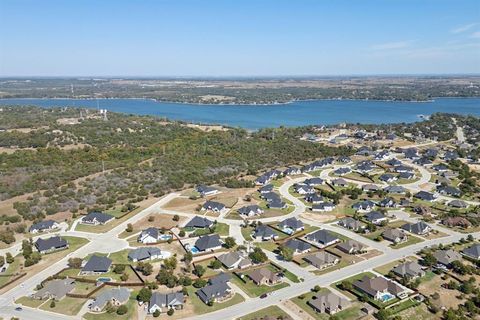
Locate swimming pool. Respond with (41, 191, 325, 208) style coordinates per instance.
(282, 227, 294, 235)
(190, 247, 200, 254)
(159, 234, 172, 240)
(379, 293, 395, 302)
(96, 277, 112, 283)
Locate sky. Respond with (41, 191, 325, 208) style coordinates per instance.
(0, 0, 479, 77)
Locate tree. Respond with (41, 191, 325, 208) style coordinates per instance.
(375, 309, 390, 320)
(340, 281, 353, 291)
(153, 309, 161, 317)
(137, 287, 152, 303)
(138, 262, 153, 276)
(173, 215, 180, 221)
(50, 300, 56, 308)
(422, 252, 437, 267)
(167, 308, 174, 316)
(126, 223, 133, 232)
(249, 247, 267, 264)
(163, 256, 177, 270)
(224, 237, 236, 249)
(68, 257, 82, 268)
(193, 278, 207, 288)
(148, 216, 155, 222)
(5, 252, 13, 264)
(209, 259, 222, 269)
(120, 272, 129, 281)
(0, 256, 4, 267)
(114, 264, 126, 274)
(179, 230, 186, 237)
(279, 245, 294, 261)
(116, 305, 128, 315)
(194, 265, 206, 277)
(183, 252, 193, 264)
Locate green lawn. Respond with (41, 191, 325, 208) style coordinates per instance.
(83, 296, 137, 320)
(187, 286, 245, 314)
(15, 296, 46, 308)
(231, 275, 289, 298)
(240, 226, 253, 241)
(0, 255, 22, 287)
(108, 249, 130, 265)
(194, 258, 223, 277)
(192, 222, 229, 237)
(75, 206, 144, 233)
(390, 235, 424, 249)
(291, 290, 362, 320)
(105, 206, 132, 218)
(39, 297, 87, 316)
(237, 305, 290, 320)
(255, 242, 278, 252)
(58, 267, 137, 282)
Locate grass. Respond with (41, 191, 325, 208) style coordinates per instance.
(390, 235, 424, 249)
(187, 286, 245, 314)
(83, 295, 137, 320)
(58, 267, 137, 282)
(388, 298, 420, 315)
(0, 256, 22, 287)
(255, 242, 278, 252)
(39, 297, 87, 316)
(75, 206, 144, 233)
(105, 206, 130, 218)
(192, 222, 229, 237)
(312, 259, 349, 276)
(282, 268, 300, 283)
(194, 258, 223, 277)
(108, 249, 130, 265)
(15, 296, 46, 308)
(231, 275, 289, 298)
(237, 305, 290, 320)
(240, 226, 253, 241)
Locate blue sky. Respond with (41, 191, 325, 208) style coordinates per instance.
(0, 0, 479, 76)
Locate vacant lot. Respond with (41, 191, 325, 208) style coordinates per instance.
(417, 274, 465, 309)
(119, 213, 186, 238)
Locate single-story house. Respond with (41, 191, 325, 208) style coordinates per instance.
(29, 220, 60, 234)
(462, 244, 480, 260)
(128, 247, 162, 262)
(81, 255, 112, 275)
(353, 276, 408, 300)
(303, 252, 339, 270)
(278, 218, 304, 234)
(338, 217, 365, 232)
(364, 211, 388, 225)
(32, 279, 75, 300)
(307, 291, 351, 315)
(392, 261, 425, 278)
(248, 268, 280, 286)
(194, 234, 222, 252)
(238, 205, 264, 217)
(35, 236, 68, 254)
(201, 201, 227, 213)
(336, 239, 367, 254)
(184, 216, 214, 229)
(305, 230, 340, 248)
(90, 287, 130, 312)
(148, 291, 184, 314)
(252, 225, 278, 241)
(434, 249, 462, 268)
(401, 221, 431, 235)
(137, 227, 160, 244)
(81, 212, 114, 225)
(382, 229, 408, 244)
(216, 251, 252, 270)
(311, 202, 336, 212)
(196, 185, 219, 197)
(284, 239, 312, 255)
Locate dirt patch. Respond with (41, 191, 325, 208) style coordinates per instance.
(282, 300, 315, 320)
(300, 212, 337, 223)
(122, 213, 187, 237)
(418, 274, 465, 309)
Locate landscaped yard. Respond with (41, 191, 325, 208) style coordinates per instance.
(39, 297, 87, 316)
(108, 249, 131, 265)
(231, 274, 289, 298)
(16, 296, 46, 308)
(83, 295, 137, 320)
(186, 286, 245, 314)
(191, 222, 230, 237)
(237, 305, 290, 320)
(390, 235, 424, 249)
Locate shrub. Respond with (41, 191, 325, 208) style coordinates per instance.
(116, 305, 128, 315)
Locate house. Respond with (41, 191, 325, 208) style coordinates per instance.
(364, 211, 388, 225)
(196, 282, 232, 304)
(384, 185, 407, 194)
(362, 184, 380, 192)
(90, 287, 130, 312)
(352, 200, 376, 212)
(379, 174, 397, 183)
(81, 212, 114, 225)
(442, 217, 472, 229)
(399, 171, 415, 180)
(209, 272, 232, 285)
(128, 247, 162, 262)
(248, 268, 280, 286)
(337, 156, 351, 163)
(382, 229, 408, 244)
(432, 164, 448, 172)
(303, 252, 339, 270)
(307, 291, 351, 315)
(386, 158, 402, 166)
(252, 225, 278, 241)
(336, 239, 367, 254)
(305, 230, 340, 248)
(194, 234, 222, 252)
(81, 255, 112, 275)
(255, 175, 271, 186)
(393, 165, 414, 173)
(331, 178, 348, 187)
(294, 184, 315, 195)
(196, 185, 219, 197)
(238, 205, 264, 217)
(434, 249, 462, 267)
(283, 167, 302, 176)
(258, 184, 274, 194)
(32, 279, 75, 300)
(443, 151, 459, 161)
(338, 217, 365, 232)
(403, 148, 419, 160)
(414, 191, 437, 202)
(278, 218, 304, 234)
(462, 244, 480, 260)
(378, 197, 397, 208)
(29, 220, 59, 234)
(184, 216, 214, 229)
(437, 185, 461, 197)
(267, 199, 287, 209)
(35, 236, 68, 254)
(261, 192, 281, 202)
(148, 292, 184, 314)
(423, 148, 438, 158)
(284, 239, 311, 254)
(311, 202, 335, 212)
(414, 158, 432, 166)
(353, 276, 408, 300)
(401, 221, 431, 235)
(413, 206, 433, 216)
(448, 200, 469, 209)
(201, 201, 226, 213)
(334, 167, 351, 176)
(392, 261, 425, 278)
(305, 193, 324, 204)
(374, 150, 390, 160)
(216, 251, 252, 269)
(304, 177, 324, 186)
(137, 227, 160, 244)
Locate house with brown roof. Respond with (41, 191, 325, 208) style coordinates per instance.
(353, 276, 408, 301)
(382, 229, 408, 244)
(248, 268, 280, 286)
(307, 291, 351, 315)
(303, 252, 340, 270)
(442, 217, 472, 229)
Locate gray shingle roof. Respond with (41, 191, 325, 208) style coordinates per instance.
(90, 287, 130, 310)
(35, 236, 68, 252)
(82, 255, 112, 273)
(194, 234, 222, 251)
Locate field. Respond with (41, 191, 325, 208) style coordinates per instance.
(39, 297, 87, 316)
(118, 213, 187, 238)
(237, 305, 291, 320)
(186, 286, 245, 314)
(231, 274, 289, 298)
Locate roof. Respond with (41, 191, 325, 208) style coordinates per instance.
(308, 291, 350, 313)
(196, 282, 230, 304)
(139, 227, 159, 239)
(91, 287, 130, 310)
(185, 216, 214, 228)
(253, 225, 278, 239)
(353, 276, 405, 297)
(382, 228, 407, 241)
(352, 200, 375, 210)
(284, 239, 311, 252)
(202, 200, 225, 211)
(364, 211, 386, 222)
(209, 272, 231, 285)
(414, 191, 436, 201)
(463, 244, 480, 259)
(248, 267, 278, 284)
(82, 255, 112, 273)
(304, 251, 338, 268)
(384, 185, 406, 193)
(238, 205, 262, 215)
(83, 211, 114, 224)
(195, 234, 222, 251)
(339, 217, 364, 230)
(401, 221, 430, 235)
(128, 247, 161, 261)
(305, 230, 339, 245)
(32, 279, 75, 300)
(336, 239, 366, 252)
(35, 236, 68, 252)
(29, 220, 57, 232)
(279, 218, 304, 230)
(217, 252, 242, 268)
(149, 292, 184, 308)
(434, 249, 462, 266)
(196, 185, 218, 194)
(392, 261, 424, 277)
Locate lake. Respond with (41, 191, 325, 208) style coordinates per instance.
(0, 97, 479, 129)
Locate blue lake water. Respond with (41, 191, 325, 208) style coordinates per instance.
(0, 97, 479, 129)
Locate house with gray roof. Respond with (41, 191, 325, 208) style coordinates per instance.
(137, 227, 160, 244)
(304, 252, 339, 270)
(32, 279, 75, 300)
(128, 247, 162, 262)
(353, 276, 408, 300)
(305, 230, 340, 248)
(392, 261, 425, 278)
(401, 221, 431, 235)
(379, 174, 397, 183)
(148, 291, 184, 314)
(252, 225, 278, 241)
(248, 268, 280, 286)
(307, 291, 351, 315)
(462, 244, 480, 260)
(364, 211, 388, 225)
(362, 184, 380, 192)
(216, 251, 252, 270)
(332, 178, 348, 187)
(284, 239, 311, 255)
(29, 220, 60, 234)
(312, 202, 335, 212)
(267, 198, 287, 209)
(336, 239, 367, 254)
(448, 199, 469, 209)
(201, 201, 227, 213)
(81, 212, 114, 225)
(237, 205, 263, 217)
(194, 234, 222, 252)
(90, 287, 130, 312)
(184, 216, 214, 229)
(258, 184, 274, 194)
(352, 200, 376, 212)
(414, 191, 437, 202)
(434, 249, 462, 267)
(278, 218, 304, 234)
(437, 185, 461, 197)
(35, 236, 68, 254)
(384, 185, 407, 194)
(196, 185, 219, 197)
(196, 282, 232, 304)
(81, 255, 112, 275)
(304, 177, 324, 186)
(338, 217, 365, 232)
(305, 193, 324, 204)
(382, 229, 408, 244)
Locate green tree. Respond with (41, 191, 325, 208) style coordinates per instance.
(224, 237, 236, 249)
(137, 287, 152, 303)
